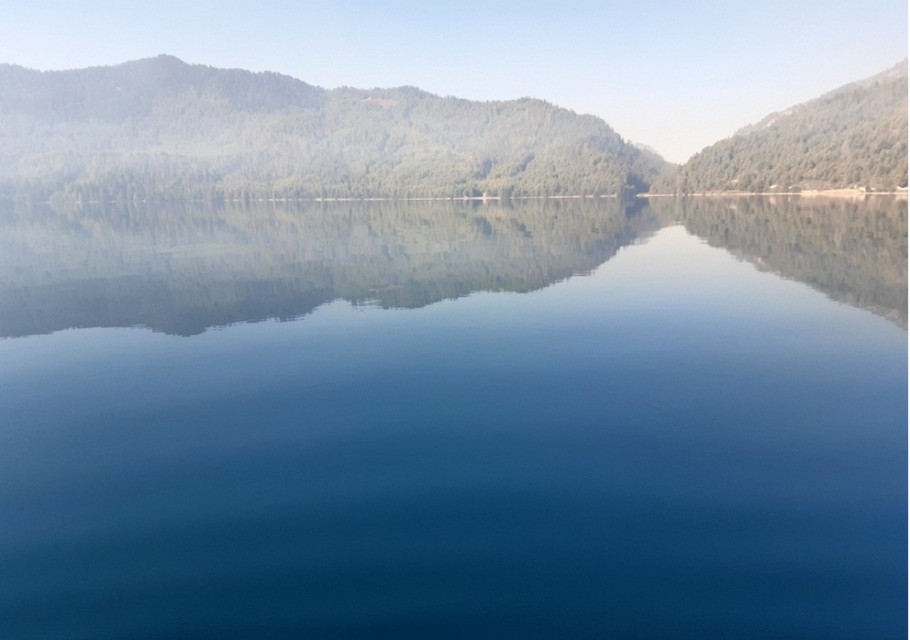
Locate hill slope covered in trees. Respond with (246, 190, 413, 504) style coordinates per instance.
(654, 61, 908, 193)
(0, 56, 671, 202)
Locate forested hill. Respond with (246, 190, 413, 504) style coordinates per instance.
(654, 61, 908, 194)
(0, 55, 671, 202)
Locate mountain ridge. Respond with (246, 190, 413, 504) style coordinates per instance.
(3, 56, 907, 201)
(0, 55, 671, 202)
(654, 60, 908, 193)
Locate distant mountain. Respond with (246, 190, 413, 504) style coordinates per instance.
(0, 55, 671, 202)
(654, 61, 908, 193)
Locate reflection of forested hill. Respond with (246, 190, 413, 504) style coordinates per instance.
(0, 199, 666, 337)
(649, 196, 908, 327)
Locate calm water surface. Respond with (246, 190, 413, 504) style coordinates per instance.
(0, 198, 906, 638)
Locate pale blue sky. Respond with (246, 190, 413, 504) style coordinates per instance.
(1, 1, 905, 162)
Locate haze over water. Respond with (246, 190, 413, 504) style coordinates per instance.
(0, 197, 906, 638)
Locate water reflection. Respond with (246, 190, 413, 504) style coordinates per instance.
(0, 196, 905, 337)
(0, 199, 666, 336)
(1, 196, 906, 640)
(649, 195, 908, 327)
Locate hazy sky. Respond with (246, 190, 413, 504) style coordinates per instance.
(1, 1, 905, 162)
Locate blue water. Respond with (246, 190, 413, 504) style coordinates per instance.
(0, 205, 906, 638)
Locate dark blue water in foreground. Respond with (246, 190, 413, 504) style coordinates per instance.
(0, 202, 906, 638)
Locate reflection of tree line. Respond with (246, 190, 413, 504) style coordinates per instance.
(1, 196, 903, 337)
(0, 199, 665, 336)
(649, 196, 908, 327)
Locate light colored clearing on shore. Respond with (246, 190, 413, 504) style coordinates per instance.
(798, 188, 907, 199)
(642, 188, 907, 200)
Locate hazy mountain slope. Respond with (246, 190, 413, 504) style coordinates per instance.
(0, 56, 671, 201)
(0, 55, 324, 121)
(654, 61, 908, 193)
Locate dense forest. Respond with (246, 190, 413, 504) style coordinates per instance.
(653, 61, 908, 193)
(0, 56, 671, 202)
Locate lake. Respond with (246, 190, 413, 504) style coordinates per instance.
(0, 196, 906, 639)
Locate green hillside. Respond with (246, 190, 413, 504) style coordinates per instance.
(654, 61, 908, 193)
(0, 56, 671, 202)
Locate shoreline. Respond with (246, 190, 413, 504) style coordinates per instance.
(15, 189, 907, 207)
(641, 188, 907, 199)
